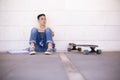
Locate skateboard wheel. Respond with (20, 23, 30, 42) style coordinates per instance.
(96, 49, 102, 54)
(78, 48, 82, 52)
(83, 50, 89, 55)
(67, 48, 71, 52)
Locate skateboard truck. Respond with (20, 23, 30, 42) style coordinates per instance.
(90, 47, 96, 53)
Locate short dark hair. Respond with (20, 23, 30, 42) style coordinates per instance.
(37, 14, 46, 20)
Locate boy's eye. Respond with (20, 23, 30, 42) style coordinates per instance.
(41, 18, 46, 20)
(41, 18, 44, 20)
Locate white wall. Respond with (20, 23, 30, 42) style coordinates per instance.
(0, 0, 120, 51)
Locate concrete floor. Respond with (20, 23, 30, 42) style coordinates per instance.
(67, 52, 120, 80)
(0, 53, 68, 80)
(0, 52, 120, 80)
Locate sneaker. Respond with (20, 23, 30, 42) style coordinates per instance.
(45, 48, 53, 55)
(29, 46, 36, 55)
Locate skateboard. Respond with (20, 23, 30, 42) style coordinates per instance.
(67, 43, 102, 55)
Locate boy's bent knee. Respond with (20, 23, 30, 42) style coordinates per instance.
(45, 28, 51, 32)
(31, 28, 38, 33)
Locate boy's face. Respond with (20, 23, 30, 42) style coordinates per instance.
(38, 16, 46, 26)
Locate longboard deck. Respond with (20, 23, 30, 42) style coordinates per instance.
(75, 44, 98, 47)
(69, 43, 98, 47)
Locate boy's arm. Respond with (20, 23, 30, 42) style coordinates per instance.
(47, 26, 54, 37)
(52, 31, 54, 37)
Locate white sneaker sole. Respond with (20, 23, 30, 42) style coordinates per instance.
(45, 52, 52, 55)
(29, 51, 36, 55)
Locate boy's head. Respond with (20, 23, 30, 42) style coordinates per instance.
(37, 14, 46, 26)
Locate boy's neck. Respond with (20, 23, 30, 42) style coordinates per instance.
(37, 25, 46, 31)
(40, 25, 45, 29)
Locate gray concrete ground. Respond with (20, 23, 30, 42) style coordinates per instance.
(0, 52, 120, 80)
(0, 53, 68, 80)
(67, 52, 120, 80)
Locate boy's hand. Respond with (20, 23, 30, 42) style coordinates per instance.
(52, 31, 54, 37)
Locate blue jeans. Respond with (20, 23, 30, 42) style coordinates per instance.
(29, 28, 55, 52)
